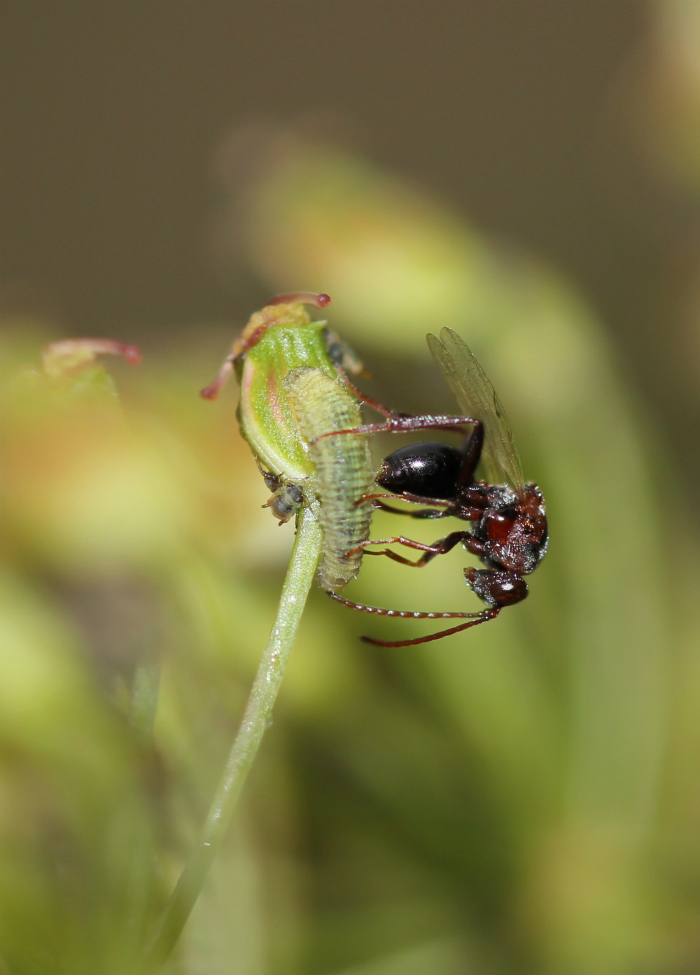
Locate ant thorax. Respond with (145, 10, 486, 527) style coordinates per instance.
(473, 483, 547, 576)
(483, 483, 519, 508)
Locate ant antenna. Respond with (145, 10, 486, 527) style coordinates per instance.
(326, 592, 498, 647)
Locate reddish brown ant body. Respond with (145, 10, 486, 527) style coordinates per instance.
(325, 328, 548, 647)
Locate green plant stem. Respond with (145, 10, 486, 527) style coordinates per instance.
(141, 505, 323, 971)
(125, 658, 162, 948)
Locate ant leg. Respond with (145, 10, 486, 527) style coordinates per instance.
(335, 368, 411, 419)
(326, 592, 499, 647)
(356, 492, 451, 519)
(345, 536, 448, 559)
(372, 500, 449, 520)
(311, 414, 483, 443)
(346, 531, 472, 566)
(358, 490, 451, 507)
(456, 423, 484, 489)
(363, 612, 498, 648)
(364, 494, 486, 522)
(366, 548, 443, 568)
(461, 536, 488, 559)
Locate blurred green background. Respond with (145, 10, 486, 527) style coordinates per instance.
(3, 3, 700, 973)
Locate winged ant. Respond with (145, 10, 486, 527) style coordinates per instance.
(323, 328, 548, 647)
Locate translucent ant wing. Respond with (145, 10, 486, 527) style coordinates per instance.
(427, 328, 525, 490)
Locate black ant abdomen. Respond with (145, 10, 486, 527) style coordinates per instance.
(376, 441, 465, 500)
(377, 420, 484, 503)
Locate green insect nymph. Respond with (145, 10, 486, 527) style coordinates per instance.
(284, 366, 373, 590)
(202, 293, 375, 591)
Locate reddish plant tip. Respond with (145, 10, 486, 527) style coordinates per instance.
(200, 357, 234, 401)
(122, 344, 143, 365)
(41, 338, 143, 374)
(267, 291, 331, 309)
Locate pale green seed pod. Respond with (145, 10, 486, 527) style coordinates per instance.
(203, 296, 376, 591)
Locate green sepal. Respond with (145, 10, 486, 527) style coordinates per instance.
(236, 302, 346, 480)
